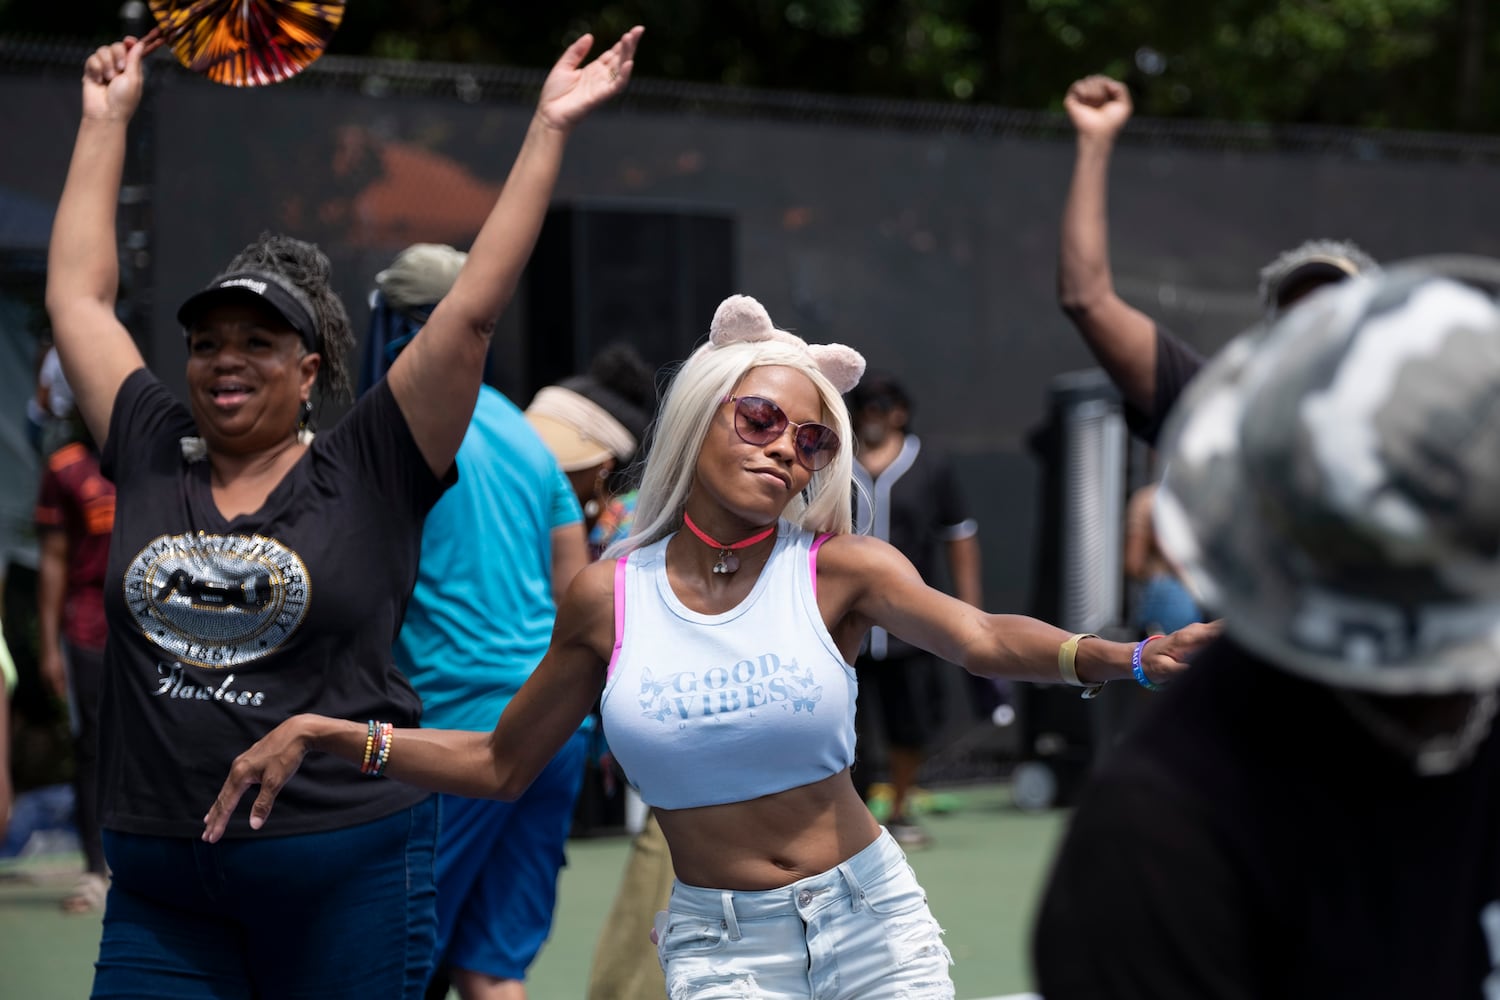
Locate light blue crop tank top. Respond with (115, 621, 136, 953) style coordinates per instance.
(599, 521, 858, 810)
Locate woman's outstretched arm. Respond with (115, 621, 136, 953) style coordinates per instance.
(46, 34, 164, 445)
(818, 533, 1218, 687)
(387, 26, 644, 477)
(203, 557, 619, 841)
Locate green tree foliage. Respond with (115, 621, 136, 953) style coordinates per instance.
(1019, 0, 1480, 128)
(1, 0, 1493, 130)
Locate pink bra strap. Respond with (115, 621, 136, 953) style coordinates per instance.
(810, 533, 834, 599)
(607, 556, 628, 682)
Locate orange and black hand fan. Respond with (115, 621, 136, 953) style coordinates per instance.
(148, 0, 345, 86)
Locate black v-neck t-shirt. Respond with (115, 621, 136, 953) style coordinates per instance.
(98, 368, 452, 838)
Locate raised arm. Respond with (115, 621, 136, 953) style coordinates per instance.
(46, 35, 164, 445)
(387, 27, 643, 476)
(1123, 483, 1158, 582)
(1058, 75, 1159, 414)
(202, 557, 618, 841)
(821, 534, 1216, 688)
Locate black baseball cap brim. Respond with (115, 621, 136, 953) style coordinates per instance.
(177, 271, 321, 352)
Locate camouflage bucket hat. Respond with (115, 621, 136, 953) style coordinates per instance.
(1155, 257, 1500, 695)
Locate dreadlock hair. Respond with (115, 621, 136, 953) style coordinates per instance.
(222, 233, 355, 404)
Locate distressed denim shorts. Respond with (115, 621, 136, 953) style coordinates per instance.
(655, 828, 954, 999)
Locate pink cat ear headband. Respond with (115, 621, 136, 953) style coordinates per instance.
(708, 294, 866, 394)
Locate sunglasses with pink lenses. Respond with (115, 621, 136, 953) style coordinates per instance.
(723, 395, 841, 472)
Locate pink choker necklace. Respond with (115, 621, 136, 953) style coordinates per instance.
(682, 513, 776, 574)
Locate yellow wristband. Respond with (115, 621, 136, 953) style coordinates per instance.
(1058, 632, 1100, 687)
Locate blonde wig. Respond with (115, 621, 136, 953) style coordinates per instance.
(607, 296, 865, 556)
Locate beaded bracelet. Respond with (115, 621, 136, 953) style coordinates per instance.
(375, 722, 394, 777)
(1132, 635, 1166, 691)
(361, 721, 394, 776)
(359, 720, 377, 773)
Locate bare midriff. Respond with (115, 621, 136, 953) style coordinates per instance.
(654, 770, 883, 891)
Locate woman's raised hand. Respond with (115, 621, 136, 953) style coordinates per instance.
(81, 32, 164, 123)
(535, 25, 644, 133)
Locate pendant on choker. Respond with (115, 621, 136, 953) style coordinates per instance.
(683, 512, 776, 576)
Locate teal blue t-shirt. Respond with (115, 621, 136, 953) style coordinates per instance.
(393, 385, 587, 732)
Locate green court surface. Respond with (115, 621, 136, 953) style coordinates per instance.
(0, 782, 1063, 999)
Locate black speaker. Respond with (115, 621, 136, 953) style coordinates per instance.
(522, 203, 736, 397)
(1014, 370, 1128, 810)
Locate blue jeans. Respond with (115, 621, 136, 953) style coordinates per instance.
(93, 796, 438, 999)
(1137, 573, 1203, 636)
(655, 829, 954, 999)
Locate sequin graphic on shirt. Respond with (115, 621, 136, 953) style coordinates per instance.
(123, 532, 310, 668)
(638, 653, 822, 722)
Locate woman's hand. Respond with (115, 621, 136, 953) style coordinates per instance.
(1140, 619, 1222, 685)
(535, 25, 644, 133)
(201, 714, 318, 842)
(82, 32, 164, 123)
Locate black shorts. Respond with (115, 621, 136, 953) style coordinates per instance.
(855, 651, 945, 750)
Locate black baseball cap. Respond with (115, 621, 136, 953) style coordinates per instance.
(177, 270, 321, 353)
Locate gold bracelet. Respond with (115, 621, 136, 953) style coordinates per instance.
(1058, 632, 1107, 698)
(1057, 632, 1098, 686)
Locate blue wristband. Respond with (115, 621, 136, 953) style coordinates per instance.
(1132, 635, 1166, 691)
